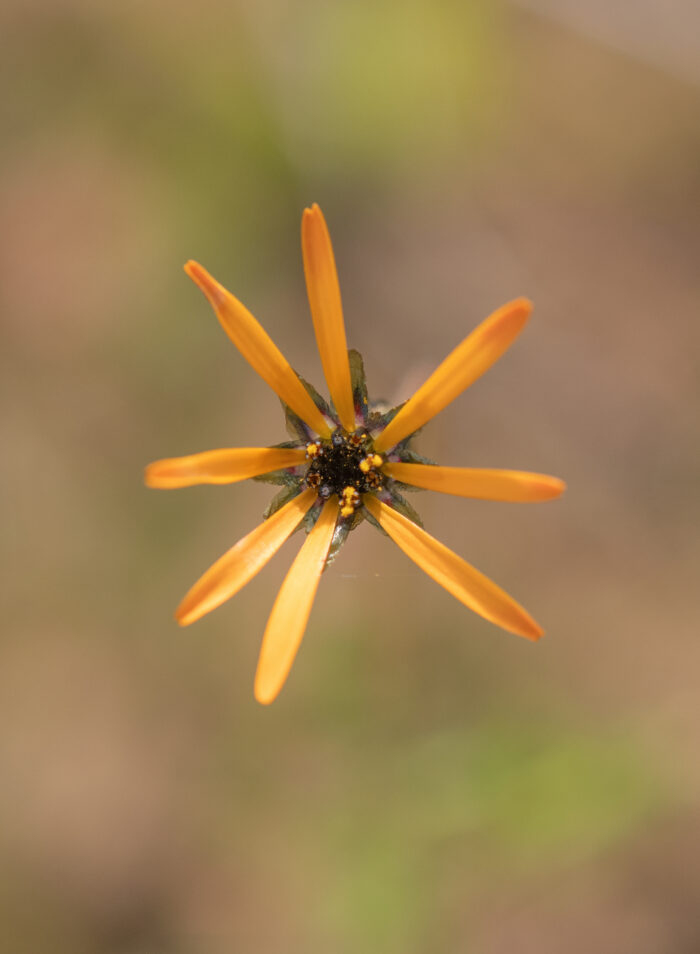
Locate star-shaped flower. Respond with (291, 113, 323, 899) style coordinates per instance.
(146, 204, 565, 704)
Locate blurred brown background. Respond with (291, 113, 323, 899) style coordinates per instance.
(1, 1, 699, 952)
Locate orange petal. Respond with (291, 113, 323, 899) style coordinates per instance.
(373, 298, 532, 453)
(184, 261, 331, 438)
(145, 446, 307, 489)
(301, 205, 356, 432)
(175, 488, 316, 626)
(254, 496, 337, 704)
(384, 462, 566, 502)
(364, 496, 543, 640)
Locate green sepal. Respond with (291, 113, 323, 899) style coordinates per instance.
(300, 498, 323, 534)
(396, 447, 436, 466)
(384, 486, 424, 528)
(283, 400, 312, 442)
(324, 518, 350, 570)
(253, 467, 304, 487)
(269, 440, 305, 450)
(362, 501, 389, 537)
(385, 446, 437, 493)
(348, 349, 369, 425)
(386, 478, 424, 494)
(367, 400, 404, 432)
(323, 494, 367, 568)
(393, 431, 424, 455)
(263, 483, 303, 519)
(282, 376, 338, 441)
(366, 399, 429, 454)
(300, 376, 336, 423)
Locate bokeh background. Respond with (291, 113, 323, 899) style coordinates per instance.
(2, 1, 699, 952)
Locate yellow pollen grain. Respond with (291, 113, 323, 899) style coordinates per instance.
(305, 442, 320, 459)
(371, 454, 383, 467)
(340, 505, 354, 517)
(359, 458, 371, 474)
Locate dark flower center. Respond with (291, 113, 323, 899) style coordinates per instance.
(304, 427, 384, 510)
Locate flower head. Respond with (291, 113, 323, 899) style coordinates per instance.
(146, 204, 565, 704)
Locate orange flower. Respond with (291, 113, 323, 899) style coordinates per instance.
(146, 204, 565, 704)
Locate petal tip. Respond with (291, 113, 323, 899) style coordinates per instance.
(303, 203, 325, 228)
(254, 684, 276, 706)
(144, 460, 178, 489)
(174, 605, 193, 627)
(505, 297, 533, 327)
(520, 618, 544, 641)
(552, 478, 567, 498)
(184, 260, 226, 307)
(143, 463, 158, 488)
(505, 296, 533, 320)
(254, 671, 281, 705)
(183, 259, 201, 279)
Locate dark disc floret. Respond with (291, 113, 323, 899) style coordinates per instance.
(304, 427, 385, 514)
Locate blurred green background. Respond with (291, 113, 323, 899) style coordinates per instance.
(2, 1, 699, 952)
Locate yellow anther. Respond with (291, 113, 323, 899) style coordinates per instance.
(305, 442, 320, 459)
(339, 485, 360, 518)
(359, 458, 371, 474)
(371, 454, 383, 468)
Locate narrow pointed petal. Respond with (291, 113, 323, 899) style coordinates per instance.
(301, 204, 356, 432)
(373, 299, 532, 453)
(384, 462, 566, 502)
(184, 261, 331, 438)
(145, 447, 307, 489)
(364, 496, 543, 640)
(254, 497, 337, 705)
(176, 488, 316, 626)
